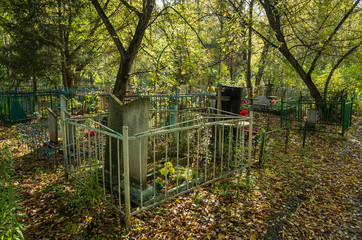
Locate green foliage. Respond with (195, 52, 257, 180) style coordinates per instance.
(0, 0, 360, 101)
(0, 144, 24, 240)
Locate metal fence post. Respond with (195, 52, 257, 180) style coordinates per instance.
(61, 111, 69, 179)
(350, 97, 354, 126)
(342, 98, 346, 136)
(280, 98, 284, 128)
(259, 130, 265, 166)
(248, 111, 253, 166)
(123, 126, 131, 231)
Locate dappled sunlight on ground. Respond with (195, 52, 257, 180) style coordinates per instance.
(0, 113, 360, 239)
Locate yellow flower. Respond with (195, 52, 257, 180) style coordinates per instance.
(160, 168, 166, 176)
(164, 162, 173, 168)
(156, 177, 163, 184)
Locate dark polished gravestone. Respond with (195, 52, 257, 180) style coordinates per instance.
(215, 84, 243, 115)
(106, 94, 150, 187)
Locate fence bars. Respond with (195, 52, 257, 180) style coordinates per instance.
(280, 97, 353, 135)
(62, 111, 252, 229)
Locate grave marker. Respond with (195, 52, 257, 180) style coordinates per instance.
(9, 101, 28, 123)
(307, 109, 317, 128)
(98, 93, 108, 111)
(106, 94, 150, 187)
(60, 95, 68, 113)
(180, 84, 187, 94)
(47, 108, 58, 144)
(253, 96, 271, 110)
(216, 84, 241, 114)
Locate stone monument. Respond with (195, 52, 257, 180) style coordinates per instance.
(106, 94, 150, 187)
(60, 95, 68, 113)
(47, 108, 58, 144)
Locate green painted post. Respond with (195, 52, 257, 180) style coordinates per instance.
(50, 92, 53, 110)
(70, 91, 74, 115)
(342, 98, 346, 136)
(32, 93, 35, 113)
(280, 98, 284, 128)
(7, 95, 11, 124)
(350, 98, 354, 126)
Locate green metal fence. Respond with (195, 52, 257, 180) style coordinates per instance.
(280, 97, 353, 136)
(125, 93, 216, 128)
(0, 89, 99, 124)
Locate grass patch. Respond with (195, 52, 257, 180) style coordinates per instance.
(0, 144, 24, 240)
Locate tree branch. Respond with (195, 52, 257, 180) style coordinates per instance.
(252, 27, 279, 49)
(119, 0, 141, 17)
(91, 0, 126, 56)
(308, 0, 360, 75)
(323, 41, 361, 97)
(168, 6, 206, 48)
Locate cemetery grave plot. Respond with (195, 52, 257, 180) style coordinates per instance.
(141, 114, 251, 205)
(280, 98, 353, 136)
(16, 118, 63, 169)
(62, 103, 252, 220)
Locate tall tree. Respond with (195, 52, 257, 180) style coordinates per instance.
(246, 0, 254, 97)
(257, 0, 361, 100)
(91, 0, 155, 100)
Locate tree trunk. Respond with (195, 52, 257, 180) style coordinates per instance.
(92, 0, 155, 101)
(246, 0, 254, 98)
(255, 42, 269, 95)
(32, 75, 37, 92)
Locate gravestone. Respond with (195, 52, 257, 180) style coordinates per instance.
(180, 84, 187, 94)
(47, 108, 58, 144)
(9, 101, 28, 123)
(253, 96, 270, 110)
(98, 93, 108, 111)
(60, 95, 68, 113)
(307, 109, 317, 128)
(285, 88, 297, 101)
(64, 111, 76, 150)
(216, 84, 242, 114)
(106, 94, 150, 187)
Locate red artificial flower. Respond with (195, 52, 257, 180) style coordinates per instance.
(241, 99, 248, 105)
(240, 110, 248, 117)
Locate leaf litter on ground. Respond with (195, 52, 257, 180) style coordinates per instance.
(0, 114, 360, 239)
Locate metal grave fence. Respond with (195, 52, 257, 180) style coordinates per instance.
(0, 89, 101, 124)
(16, 120, 60, 167)
(280, 97, 354, 135)
(62, 108, 253, 229)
